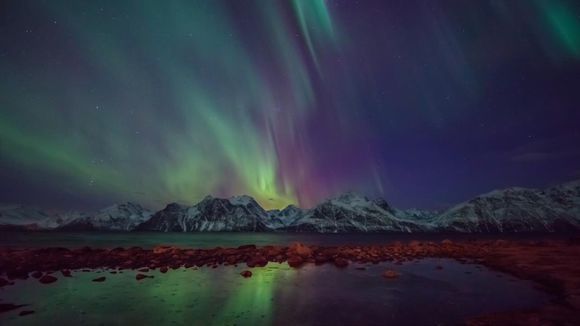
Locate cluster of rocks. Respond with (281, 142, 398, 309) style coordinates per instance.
(2, 238, 580, 323)
(0, 240, 496, 286)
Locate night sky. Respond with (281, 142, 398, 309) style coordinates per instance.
(1, 0, 579, 211)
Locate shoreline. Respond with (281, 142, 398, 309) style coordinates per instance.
(1, 239, 579, 324)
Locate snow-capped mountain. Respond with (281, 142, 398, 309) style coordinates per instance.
(265, 205, 306, 229)
(0, 205, 79, 230)
(280, 192, 425, 233)
(135, 195, 270, 232)
(393, 208, 438, 221)
(432, 181, 580, 232)
(58, 202, 152, 231)
(2, 180, 579, 233)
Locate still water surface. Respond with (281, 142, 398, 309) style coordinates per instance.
(0, 233, 553, 325)
(0, 231, 561, 249)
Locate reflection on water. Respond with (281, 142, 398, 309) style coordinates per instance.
(0, 231, 566, 249)
(0, 259, 550, 325)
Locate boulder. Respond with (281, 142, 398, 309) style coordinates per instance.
(287, 256, 304, 268)
(383, 270, 400, 279)
(38, 275, 57, 284)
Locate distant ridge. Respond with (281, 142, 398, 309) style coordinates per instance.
(1, 180, 579, 233)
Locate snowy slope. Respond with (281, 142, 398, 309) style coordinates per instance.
(58, 202, 152, 231)
(136, 195, 270, 232)
(281, 192, 425, 233)
(433, 181, 580, 232)
(0, 205, 79, 230)
(265, 205, 307, 229)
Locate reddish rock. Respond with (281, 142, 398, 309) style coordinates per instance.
(240, 270, 252, 278)
(441, 239, 453, 245)
(19, 310, 35, 316)
(136, 273, 153, 281)
(61, 270, 72, 277)
(246, 256, 268, 268)
(409, 240, 422, 248)
(160, 266, 168, 273)
(287, 256, 304, 268)
(383, 270, 400, 279)
(288, 243, 312, 258)
(92, 276, 106, 282)
(334, 258, 349, 268)
(153, 246, 175, 255)
(39, 275, 57, 284)
(264, 246, 283, 258)
(138, 268, 150, 273)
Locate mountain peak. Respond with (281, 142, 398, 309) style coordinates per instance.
(228, 195, 255, 206)
(329, 191, 370, 203)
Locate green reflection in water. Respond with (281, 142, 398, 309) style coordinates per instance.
(0, 264, 295, 326)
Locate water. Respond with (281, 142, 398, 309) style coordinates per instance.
(0, 232, 554, 325)
(0, 231, 563, 249)
(0, 259, 550, 326)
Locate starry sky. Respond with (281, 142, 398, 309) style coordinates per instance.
(1, 0, 580, 211)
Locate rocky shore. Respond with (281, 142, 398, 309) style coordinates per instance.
(1, 238, 579, 324)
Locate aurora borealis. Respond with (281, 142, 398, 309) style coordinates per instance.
(1, 0, 580, 210)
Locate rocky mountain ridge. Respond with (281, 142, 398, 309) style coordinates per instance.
(1, 180, 579, 233)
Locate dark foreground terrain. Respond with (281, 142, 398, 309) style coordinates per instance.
(1, 238, 579, 325)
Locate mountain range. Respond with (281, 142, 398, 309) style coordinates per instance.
(1, 180, 579, 233)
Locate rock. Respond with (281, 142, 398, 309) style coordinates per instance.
(30, 271, 42, 279)
(138, 268, 150, 273)
(7, 270, 28, 280)
(0, 303, 26, 313)
(355, 267, 367, 271)
(289, 243, 312, 258)
(287, 256, 304, 268)
(136, 273, 153, 281)
(0, 277, 11, 287)
(246, 256, 268, 268)
(153, 246, 175, 254)
(237, 244, 257, 250)
(19, 310, 35, 316)
(409, 240, 422, 247)
(61, 270, 72, 277)
(160, 266, 168, 273)
(240, 270, 252, 278)
(383, 270, 400, 279)
(92, 276, 106, 282)
(314, 255, 330, 265)
(334, 258, 349, 268)
(39, 275, 57, 284)
(441, 239, 453, 245)
(494, 239, 508, 246)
